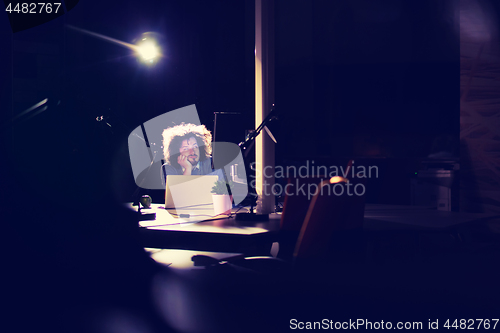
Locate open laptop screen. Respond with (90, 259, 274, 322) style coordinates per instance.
(165, 175, 219, 209)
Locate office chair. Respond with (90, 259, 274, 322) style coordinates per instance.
(277, 159, 360, 260)
(149, 162, 366, 273)
(279, 158, 356, 234)
(189, 175, 366, 273)
(277, 176, 328, 260)
(294, 177, 364, 260)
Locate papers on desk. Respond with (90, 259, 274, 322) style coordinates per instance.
(138, 208, 214, 227)
(138, 206, 181, 227)
(132, 203, 268, 234)
(127, 203, 220, 226)
(126, 203, 274, 234)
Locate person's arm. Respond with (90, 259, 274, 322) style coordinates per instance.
(177, 155, 193, 175)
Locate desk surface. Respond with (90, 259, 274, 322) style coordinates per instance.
(131, 203, 499, 252)
(131, 203, 280, 253)
(364, 204, 500, 231)
(130, 203, 281, 235)
(132, 203, 499, 232)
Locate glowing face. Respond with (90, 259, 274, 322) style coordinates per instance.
(179, 137, 200, 166)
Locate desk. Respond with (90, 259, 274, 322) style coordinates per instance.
(131, 203, 281, 254)
(363, 205, 500, 263)
(364, 204, 500, 231)
(133, 203, 499, 254)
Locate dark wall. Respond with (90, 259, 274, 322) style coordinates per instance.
(2, 0, 460, 206)
(460, 0, 500, 214)
(275, 0, 459, 162)
(3, 1, 253, 204)
(60, 0, 252, 134)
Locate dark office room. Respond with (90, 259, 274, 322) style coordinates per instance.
(1, 0, 500, 332)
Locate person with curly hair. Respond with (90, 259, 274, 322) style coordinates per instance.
(161, 123, 214, 177)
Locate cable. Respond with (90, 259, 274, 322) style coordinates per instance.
(160, 203, 213, 210)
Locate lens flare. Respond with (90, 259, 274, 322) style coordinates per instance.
(66, 25, 163, 65)
(137, 39, 159, 61)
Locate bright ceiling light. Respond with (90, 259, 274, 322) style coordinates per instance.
(137, 39, 160, 61)
(134, 33, 163, 65)
(66, 26, 164, 66)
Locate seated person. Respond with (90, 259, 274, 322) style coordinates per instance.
(162, 123, 217, 177)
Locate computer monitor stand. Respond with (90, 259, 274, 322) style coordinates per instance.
(235, 104, 278, 221)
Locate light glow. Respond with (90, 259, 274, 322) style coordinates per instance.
(66, 25, 163, 65)
(330, 176, 348, 184)
(136, 39, 160, 61)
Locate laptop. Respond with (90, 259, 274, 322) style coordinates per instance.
(165, 175, 219, 209)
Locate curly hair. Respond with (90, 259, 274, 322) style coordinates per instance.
(162, 123, 212, 168)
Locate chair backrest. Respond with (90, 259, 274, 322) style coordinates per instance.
(293, 176, 366, 260)
(280, 176, 327, 231)
(277, 176, 327, 260)
(279, 159, 358, 231)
